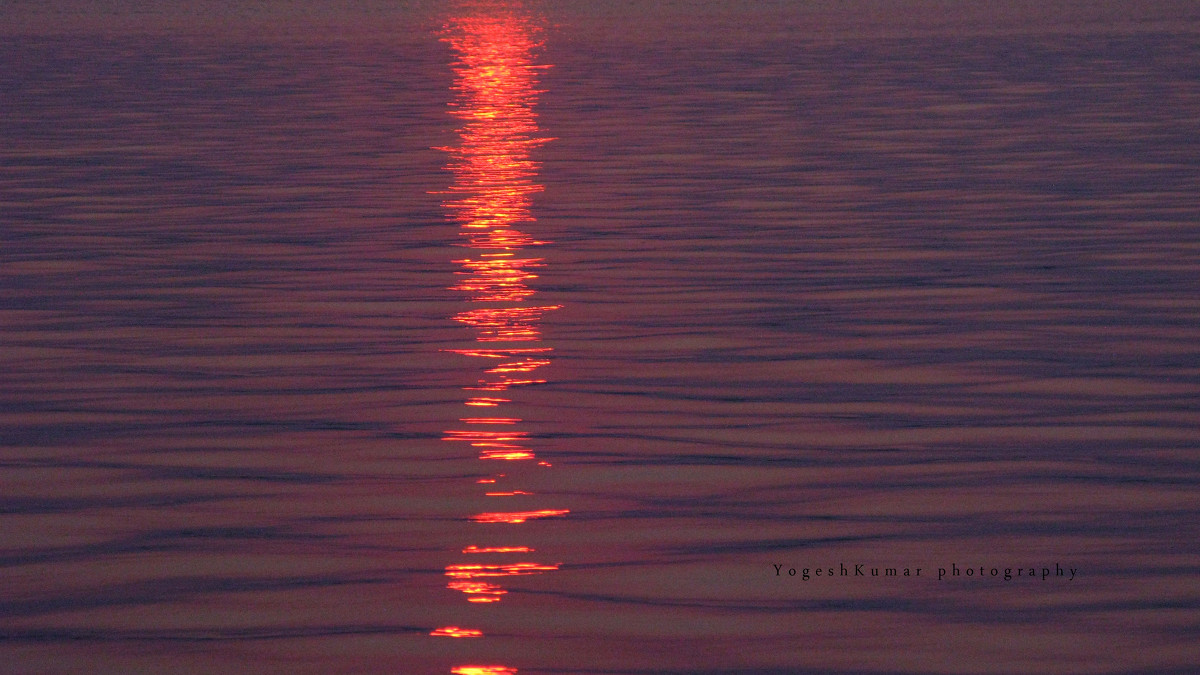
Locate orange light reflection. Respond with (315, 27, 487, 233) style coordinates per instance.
(443, 348, 552, 358)
(465, 378, 547, 392)
(446, 562, 559, 578)
(486, 359, 550, 373)
(448, 580, 507, 602)
(465, 397, 510, 407)
(479, 450, 535, 461)
(442, 429, 537, 461)
(470, 510, 569, 524)
(463, 546, 534, 554)
(445, 562, 560, 603)
(431, 626, 483, 638)
(442, 430, 529, 442)
(451, 305, 561, 342)
(452, 667, 517, 675)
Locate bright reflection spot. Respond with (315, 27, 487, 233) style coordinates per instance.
(448, 580, 507, 602)
(431, 626, 483, 638)
(442, 429, 536, 461)
(463, 393, 511, 403)
(445, 562, 560, 603)
(451, 305, 561, 342)
(463, 546, 534, 553)
(443, 348, 552, 358)
(486, 359, 550, 373)
(451, 256, 544, 302)
(479, 450, 536, 461)
(442, 430, 527, 442)
(446, 562, 559, 577)
(470, 509, 569, 524)
(452, 666, 517, 675)
(466, 378, 547, 391)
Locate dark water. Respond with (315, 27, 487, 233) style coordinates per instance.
(3, 2, 1200, 673)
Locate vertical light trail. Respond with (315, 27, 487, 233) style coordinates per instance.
(431, 4, 566, 669)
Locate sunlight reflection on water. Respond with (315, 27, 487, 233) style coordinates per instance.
(432, 7, 564, 674)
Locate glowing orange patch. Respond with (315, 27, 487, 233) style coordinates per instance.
(465, 397, 509, 406)
(445, 561, 560, 603)
(431, 626, 482, 638)
(443, 348, 552, 358)
(443, 430, 528, 443)
(470, 509, 568, 524)
(486, 359, 550, 374)
(462, 546, 534, 554)
(479, 450, 535, 461)
(447, 580, 507, 601)
(452, 666, 517, 675)
(446, 562, 559, 578)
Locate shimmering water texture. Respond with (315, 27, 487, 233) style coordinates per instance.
(2, 1, 1200, 674)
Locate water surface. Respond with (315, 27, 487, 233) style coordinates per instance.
(2, 2, 1199, 673)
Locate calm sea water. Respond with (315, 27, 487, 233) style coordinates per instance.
(3, 2, 1200, 673)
